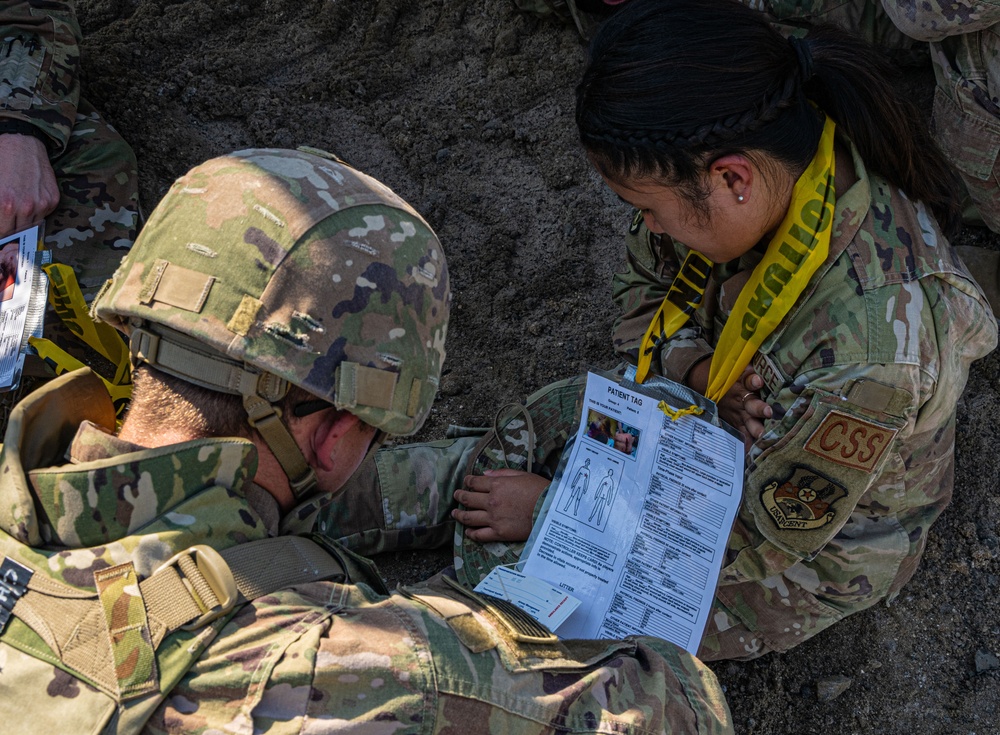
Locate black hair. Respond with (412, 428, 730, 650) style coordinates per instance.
(576, 0, 962, 237)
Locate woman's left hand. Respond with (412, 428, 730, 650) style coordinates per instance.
(720, 366, 772, 450)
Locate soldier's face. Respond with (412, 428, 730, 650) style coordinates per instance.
(596, 149, 792, 264)
(314, 416, 379, 497)
(602, 174, 763, 263)
(281, 408, 379, 507)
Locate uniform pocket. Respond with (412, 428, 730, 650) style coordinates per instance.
(398, 574, 637, 674)
(932, 83, 1000, 182)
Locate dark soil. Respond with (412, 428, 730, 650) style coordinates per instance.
(76, 1, 1000, 732)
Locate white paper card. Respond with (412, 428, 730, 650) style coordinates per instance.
(0, 225, 45, 390)
(519, 371, 744, 654)
(474, 565, 581, 632)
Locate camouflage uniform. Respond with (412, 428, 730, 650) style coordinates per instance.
(320, 376, 587, 588)
(0, 149, 733, 734)
(0, 370, 730, 734)
(742, 0, 916, 48)
(326, 137, 998, 663)
(882, 0, 1000, 234)
(1, 1, 139, 299)
(743, 0, 1000, 234)
(611, 136, 997, 659)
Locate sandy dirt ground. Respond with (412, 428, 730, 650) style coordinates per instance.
(75, 1, 999, 732)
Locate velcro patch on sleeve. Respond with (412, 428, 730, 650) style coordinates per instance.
(804, 411, 896, 473)
(751, 351, 786, 397)
(760, 465, 847, 532)
(745, 388, 906, 559)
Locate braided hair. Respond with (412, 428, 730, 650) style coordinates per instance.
(577, 0, 962, 236)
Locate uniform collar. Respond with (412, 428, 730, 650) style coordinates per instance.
(67, 420, 145, 463)
(0, 369, 261, 551)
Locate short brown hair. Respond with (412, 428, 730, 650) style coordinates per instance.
(123, 365, 315, 441)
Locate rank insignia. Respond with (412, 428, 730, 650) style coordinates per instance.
(761, 466, 847, 531)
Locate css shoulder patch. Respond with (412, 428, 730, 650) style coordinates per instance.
(804, 411, 896, 473)
(761, 466, 847, 532)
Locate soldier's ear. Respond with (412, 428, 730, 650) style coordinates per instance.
(307, 409, 364, 472)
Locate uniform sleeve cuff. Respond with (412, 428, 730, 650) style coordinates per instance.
(0, 119, 54, 152)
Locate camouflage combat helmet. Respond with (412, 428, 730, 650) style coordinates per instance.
(94, 147, 450, 498)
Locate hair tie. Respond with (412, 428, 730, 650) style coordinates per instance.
(789, 36, 815, 82)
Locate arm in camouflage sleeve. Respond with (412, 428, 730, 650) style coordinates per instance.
(312, 436, 481, 556)
(880, 0, 1000, 41)
(611, 213, 715, 384)
(718, 360, 919, 588)
(718, 274, 996, 605)
(0, 0, 82, 152)
(315, 439, 557, 557)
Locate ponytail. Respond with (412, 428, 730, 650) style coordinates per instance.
(801, 25, 961, 236)
(577, 0, 962, 237)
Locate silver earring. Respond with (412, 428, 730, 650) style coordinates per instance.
(737, 195, 745, 202)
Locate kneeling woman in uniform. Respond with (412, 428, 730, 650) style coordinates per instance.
(568, 0, 997, 658)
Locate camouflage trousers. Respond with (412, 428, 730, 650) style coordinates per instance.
(45, 97, 139, 301)
(323, 373, 850, 662)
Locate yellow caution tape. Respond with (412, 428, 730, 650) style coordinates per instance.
(29, 263, 131, 416)
(642, 116, 837, 419)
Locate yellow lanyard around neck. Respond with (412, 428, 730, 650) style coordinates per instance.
(636, 116, 837, 405)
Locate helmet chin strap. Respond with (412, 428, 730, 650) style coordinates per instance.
(242, 390, 317, 500)
(364, 429, 388, 464)
(130, 325, 317, 499)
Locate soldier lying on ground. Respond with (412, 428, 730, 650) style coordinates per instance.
(0, 147, 732, 734)
(320, 0, 998, 664)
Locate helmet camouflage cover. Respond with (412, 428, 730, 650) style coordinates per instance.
(94, 148, 450, 438)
